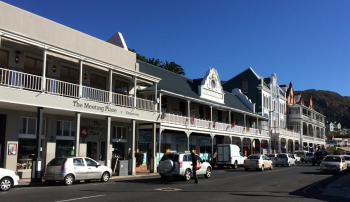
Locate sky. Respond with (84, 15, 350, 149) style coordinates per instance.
(3, 0, 350, 96)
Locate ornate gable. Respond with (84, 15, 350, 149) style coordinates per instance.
(308, 95, 314, 110)
(299, 95, 305, 106)
(286, 82, 296, 105)
(198, 67, 225, 103)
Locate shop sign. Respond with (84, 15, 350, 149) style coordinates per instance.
(8, 143, 17, 155)
(80, 126, 88, 137)
(73, 100, 117, 113)
(88, 121, 104, 136)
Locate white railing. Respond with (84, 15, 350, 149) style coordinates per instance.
(112, 92, 134, 108)
(46, 78, 79, 98)
(272, 127, 300, 138)
(136, 98, 155, 112)
(0, 67, 42, 91)
(82, 86, 109, 103)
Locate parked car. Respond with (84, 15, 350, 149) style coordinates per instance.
(312, 151, 332, 166)
(295, 150, 307, 162)
(159, 153, 212, 181)
(291, 154, 301, 162)
(320, 155, 347, 174)
(243, 154, 273, 171)
(275, 153, 296, 167)
(343, 155, 350, 171)
(267, 154, 278, 165)
(304, 152, 314, 163)
(216, 144, 246, 169)
(0, 168, 19, 191)
(44, 157, 112, 185)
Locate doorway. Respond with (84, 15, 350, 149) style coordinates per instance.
(0, 114, 6, 168)
(87, 141, 98, 161)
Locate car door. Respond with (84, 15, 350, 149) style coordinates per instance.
(196, 155, 206, 175)
(73, 158, 87, 180)
(85, 158, 101, 179)
(239, 152, 245, 165)
(262, 156, 270, 168)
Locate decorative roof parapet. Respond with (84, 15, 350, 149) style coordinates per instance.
(232, 88, 255, 113)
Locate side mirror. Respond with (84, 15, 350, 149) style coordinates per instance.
(96, 164, 101, 167)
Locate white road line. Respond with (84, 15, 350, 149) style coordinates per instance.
(55, 195, 106, 202)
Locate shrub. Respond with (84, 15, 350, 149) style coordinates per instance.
(135, 152, 144, 166)
(333, 150, 345, 155)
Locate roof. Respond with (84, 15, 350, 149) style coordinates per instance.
(138, 60, 255, 114)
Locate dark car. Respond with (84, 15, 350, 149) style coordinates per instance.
(312, 151, 332, 166)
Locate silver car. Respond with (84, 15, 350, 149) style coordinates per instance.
(343, 155, 350, 171)
(44, 157, 113, 185)
(320, 155, 347, 174)
(275, 153, 296, 167)
(159, 153, 212, 181)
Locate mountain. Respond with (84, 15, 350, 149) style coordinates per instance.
(294, 89, 350, 128)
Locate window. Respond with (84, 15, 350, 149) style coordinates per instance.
(85, 158, 97, 166)
(0, 50, 9, 68)
(73, 158, 85, 166)
(55, 140, 75, 157)
(112, 126, 127, 139)
(19, 117, 36, 135)
(241, 79, 248, 92)
(90, 73, 106, 89)
(60, 66, 79, 83)
(115, 80, 129, 94)
(211, 80, 216, 89)
(56, 121, 76, 136)
(24, 56, 43, 75)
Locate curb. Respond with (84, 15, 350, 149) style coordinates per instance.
(17, 173, 159, 187)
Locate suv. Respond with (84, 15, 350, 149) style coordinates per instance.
(159, 153, 212, 181)
(312, 151, 332, 166)
(44, 157, 112, 185)
(304, 152, 314, 163)
(275, 153, 296, 167)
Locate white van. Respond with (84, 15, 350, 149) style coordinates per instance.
(217, 144, 246, 169)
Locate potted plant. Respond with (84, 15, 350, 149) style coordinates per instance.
(135, 152, 144, 172)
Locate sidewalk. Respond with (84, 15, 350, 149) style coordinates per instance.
(322, 174, 350, 198)
(18, 173, 159, 186)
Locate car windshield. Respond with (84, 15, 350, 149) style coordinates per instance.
(268, 155, 275, 157)
(306, 153, 313, 155)
(161, 154, 179, 162)
(315, 151, 328, 156)
(247, 155, 260, 159)
(48, 158, 66, 166)
(344, 156, 350, 161)
(323, 156, 341, 162)
(278, 154, 287, 158)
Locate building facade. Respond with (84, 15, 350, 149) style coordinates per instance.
(326, 122, 341, 132)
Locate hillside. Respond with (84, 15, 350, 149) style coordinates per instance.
(294, 89, 350, 128)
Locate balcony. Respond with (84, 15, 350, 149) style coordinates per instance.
(160, 113, 270, 137)
(0, 67, 155, 112)
(271, 127, 300, 138)
(302, 135, 326, 143)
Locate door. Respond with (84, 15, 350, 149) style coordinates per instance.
(87, 141, 98, 161)
(72, 158, 87, 180)
(0, 114, 6, 168)
(85, 158, 101, 179)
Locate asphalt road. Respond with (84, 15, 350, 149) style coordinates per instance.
(1, 163, 346, 202)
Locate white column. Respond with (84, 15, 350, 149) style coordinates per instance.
(159, 93, 162, 112)
(151, 123, 157, 173)
(293, 140, 295, 153)
(229, 110, 231, 124)
(106, 117, 112, 168)
(79, 60, 83, 97)
(42, 49, 47, 91)
(210, 106, 213, 122)
(109, 69, 112, 103)
(74, 112, 81, 157)
(154, 83, 158, 111)
(286, 140, 289, 153)
(187, 132, 190, 152)
(133, 76, 137, 108)
(187, 100, 191, 120)
(240, 137, 244, 155)
(211, 134, 214, 164)
(278, 138, 281, 153)
(251, 138, 254, 155)
(131, 120, 136, 175)
(269, 139, 271, 154)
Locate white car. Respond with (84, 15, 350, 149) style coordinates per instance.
(275, 153, 296, 167)
(0, 168, 19, 191)
(216, 144, 246, 169)
(159, 153, 212, 181)
(291, 154, 301, 162)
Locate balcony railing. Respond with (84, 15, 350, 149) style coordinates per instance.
(0, 67, 155, 112)
(272, 127, 300, 138)
(161, 113, 269, 137)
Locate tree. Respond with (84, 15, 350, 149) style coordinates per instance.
(147, 58, 163, 67)
(160, 61, 186, 76)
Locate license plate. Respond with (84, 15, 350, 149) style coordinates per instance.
(46, 177, 53, 180)
(165, 174, 172, 176)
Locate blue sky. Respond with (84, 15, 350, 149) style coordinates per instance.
(4, 0, 350, 96)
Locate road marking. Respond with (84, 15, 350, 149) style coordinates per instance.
(55, 195, 106, 202)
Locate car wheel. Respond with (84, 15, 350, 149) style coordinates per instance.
(0, 177, 12, 191)
(45, 180, 55, 185)
(245, 168, 249, 171)
(312, 162, 315, 166)
(294, 163, 296, 166)
(101, 172, 110, 182)
(288, 163, 290, 167)
(233, 161, 238, 169)
(184, 169, 191, 181)
(64, 174, 74, 186)
(218, 165, 223, 169)
(276, 164, 278, 167)
(261, 165, 264, 171)
(85, 180, 91, 183)
(204, 167, 211, 178)
(161, 175, 169, 181)
(270, 164, 273, 170)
